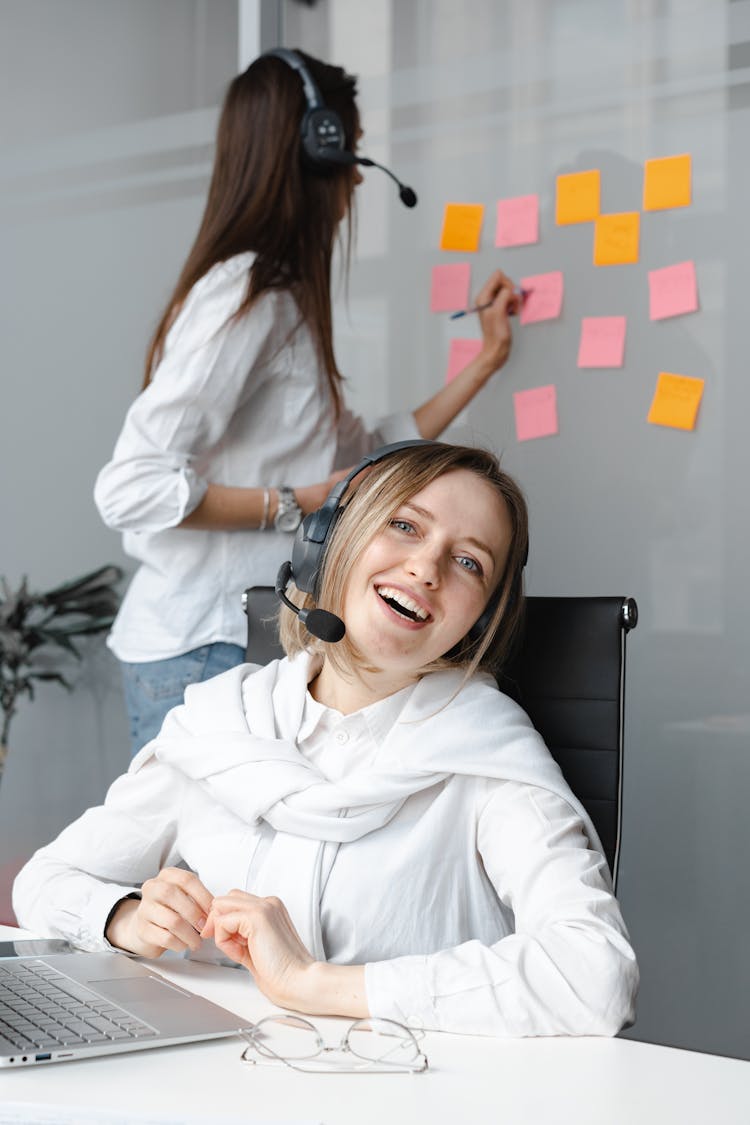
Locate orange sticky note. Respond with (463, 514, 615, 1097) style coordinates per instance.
(647, 372, 704, 431)
(593, 212, 640, 266)
(495, 194, 539, 247)
(430, 263, 471, 313)
(643, 154, 692, 211)
(445, 338, 483, 384)
(439, 203, 485, 252)
(555, 170, 600, 224)
(577, 316, 627, 368)
(513, 385, 558, 442)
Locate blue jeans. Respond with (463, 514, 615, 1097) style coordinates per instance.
(121, 642, 246, 757)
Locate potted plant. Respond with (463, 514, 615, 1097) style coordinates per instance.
(0, 563, 123, 789)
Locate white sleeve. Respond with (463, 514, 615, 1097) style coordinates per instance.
(12, 759, 185, 951)
(94, 274, 279, 533)
(333, 405, 420, 468)
(364, 782, 639, 1037)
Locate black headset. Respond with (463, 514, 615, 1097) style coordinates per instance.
(275, 439, 527, 647)
(264, 47, 418, 207)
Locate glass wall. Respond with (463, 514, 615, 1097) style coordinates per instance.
(283, 0, 750, 1061)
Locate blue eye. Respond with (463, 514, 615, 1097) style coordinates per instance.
(456, 555, 481, 575)
(390, 518, 415, 534)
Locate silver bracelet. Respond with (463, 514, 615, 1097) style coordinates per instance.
(258, 488, 271, 531)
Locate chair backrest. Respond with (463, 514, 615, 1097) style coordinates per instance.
(242, 588, 637, 888)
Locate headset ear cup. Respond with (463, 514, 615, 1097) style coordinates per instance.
(290, 506, 344, 595)
(300, 106, 346, 167)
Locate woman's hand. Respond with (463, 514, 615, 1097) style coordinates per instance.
(202, 891, 315, 1009)
(105, 867, 213, 959)
(475, 268, 523, 376)
(203, 890, 368, 1017)
(294, 467, 353, 516)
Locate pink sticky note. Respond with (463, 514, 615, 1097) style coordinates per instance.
(495, 195, 539, 247)
(648, 260, 699, 320)
(577, 316, 627, 368)
(445, 338, 483, 384)
(430, 262, 472, 313)
(519, 271, 564, 325)
(513, 385, 558, 442)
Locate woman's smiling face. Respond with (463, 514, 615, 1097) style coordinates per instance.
(340, 469, 512, 681)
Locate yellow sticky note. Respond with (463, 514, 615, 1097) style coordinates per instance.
(439, 203, 485, 252)
(555, 170, 600, 224)
(647, 372, 704, 431)
(593, 212, 640, 266)
(643, 154, 692, 211)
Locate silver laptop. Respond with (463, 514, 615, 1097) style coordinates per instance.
(0, 940, 252, 1067)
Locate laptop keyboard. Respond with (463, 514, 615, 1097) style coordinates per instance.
(0, 959, 158, 1051)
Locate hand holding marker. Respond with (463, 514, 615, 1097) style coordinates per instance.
(450, 286, 528, 320)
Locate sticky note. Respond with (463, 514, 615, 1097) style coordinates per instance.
(577, 316, 627, 368)
(445, 338, 483, 384)
(519, 271, 564, 325)
(593, 212, 640, 266)
(495, 194, 539, 247)
(439, 203, 485, 252)
(555, 170, 600, 224)
(648, 260, 698, 320)
(430, 263, 472, 313)
(513, 385, 559, 442)
(643, 154, 692, 211)
(647, 372, 704, 431)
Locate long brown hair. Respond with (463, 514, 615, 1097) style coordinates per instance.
(280, 442, 530, 682)
(142, 50, 359, 414)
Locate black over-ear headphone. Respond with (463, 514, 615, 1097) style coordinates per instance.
(274, 439, 528, 648)
(264, 47, 418, 207)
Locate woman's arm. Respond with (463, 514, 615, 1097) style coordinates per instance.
(94, 267, 284, 535)
(412, 268, 521, 439)
(365, 783, 639, 1037)
(178, 469, 352, 531)
(203, 780, 639, 1037)
(12, 760, 187, 952)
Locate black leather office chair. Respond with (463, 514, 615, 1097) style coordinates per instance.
(242, 588, 637, 888)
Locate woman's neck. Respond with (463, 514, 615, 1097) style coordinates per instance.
(309, 660, 418, 715)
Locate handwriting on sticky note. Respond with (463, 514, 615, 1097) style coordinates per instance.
(593, 212, 640, 266)
(647, 372, 704, 431)
(430, 263, 472, 313)
(513, 385, 559, 442)
(439, 203, 485, 252)
(555, 170, 600, 224)
(519, 271, 564, 325)
(495, 194, 539, 247)
(643, 153, 692, 211)
(648, 261, 698, 320)
(445, 338, 483, 384)
(577, 316, 626, 368)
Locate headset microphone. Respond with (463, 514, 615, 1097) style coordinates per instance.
(275, 560, 346, 643)
(359, 157, 418, 208)
(315, 148, 417, 208)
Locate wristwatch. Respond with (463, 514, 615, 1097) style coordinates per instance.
(274, 486, 303, 532)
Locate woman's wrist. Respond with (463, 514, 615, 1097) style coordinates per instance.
(294, 960, 369, 1018)
(104, 895, 140, 952)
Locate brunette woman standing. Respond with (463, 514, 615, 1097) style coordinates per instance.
(94, 50, 521, 754)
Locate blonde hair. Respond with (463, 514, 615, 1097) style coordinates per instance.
(279, 442, 529, 681)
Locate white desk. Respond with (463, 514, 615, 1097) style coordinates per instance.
(2, 926, 749, 1125)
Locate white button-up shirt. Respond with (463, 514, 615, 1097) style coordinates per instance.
(14, 657, 638, 1039)
(94, 253, 418, 661)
